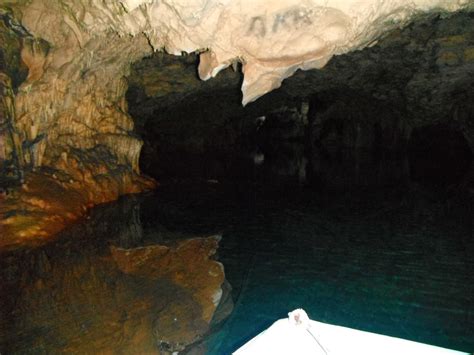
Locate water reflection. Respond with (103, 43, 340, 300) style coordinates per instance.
(0, 196, 232, 354)
(1, 180, 473, 354)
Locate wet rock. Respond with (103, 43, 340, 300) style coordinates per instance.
(0, 165, 155, 249)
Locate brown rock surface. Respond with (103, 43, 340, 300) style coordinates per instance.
(111, 236, 225, 323)
(0, 166, 155, 250)
(0, 6, 156, 244)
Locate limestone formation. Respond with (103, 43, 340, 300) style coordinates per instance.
(117, 0, 470, 104)
(4, 0, 472, 174)
(0, 4, 156, 242)
(126, 11, 473, 189)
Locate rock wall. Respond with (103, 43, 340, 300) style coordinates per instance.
(5, 0, 473, 167)
(8, 1, 151, 173)
(3, 0, 472, 178)
(0, 2, 156, 244)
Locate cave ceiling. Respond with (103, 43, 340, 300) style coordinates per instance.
(3, 0, 471, 104)
(116, 0, 469, 104)
(0, 2, 471, 107)
(127, 10, 474, 148)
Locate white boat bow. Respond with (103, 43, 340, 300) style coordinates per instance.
(234, 309, 470, 355)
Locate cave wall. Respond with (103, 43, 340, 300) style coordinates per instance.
(0, 2, 155, 246)
(1, 2, 158, 193)
(305, 12, 474, 188)
(0, 11, 27, 178)
(11, 2, 152, 174)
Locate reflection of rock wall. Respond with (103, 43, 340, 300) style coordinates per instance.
(0, 200, 230, 355)
(111, 236, 226, 353)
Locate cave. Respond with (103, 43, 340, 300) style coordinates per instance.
(1, 1, 474, 354)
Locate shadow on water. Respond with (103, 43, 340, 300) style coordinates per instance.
(1, 173, 473, 353)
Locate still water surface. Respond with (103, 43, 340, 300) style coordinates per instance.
(1, 181, 473, 353)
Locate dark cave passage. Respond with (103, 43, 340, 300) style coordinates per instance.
(128, 71, 474, 197)
(305, 93, 410, 189)
(127, 61, 310, 185)
(408, 124, 473, 187)
(126, 9, 474, 200)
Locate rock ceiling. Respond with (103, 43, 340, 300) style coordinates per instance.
(7, 0, 470, 105)
(114, 0, 469, 104)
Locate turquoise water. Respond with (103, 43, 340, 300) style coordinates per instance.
(141, 182, 473, 354)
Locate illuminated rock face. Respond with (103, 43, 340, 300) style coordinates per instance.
(1, 2, 155, 242)
(118, 0, 468, 104)
(13, 1, 151, 172)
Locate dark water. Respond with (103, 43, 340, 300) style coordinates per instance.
(1, 181, 473, 353)
(143, 182, 474, 354)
